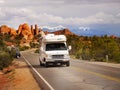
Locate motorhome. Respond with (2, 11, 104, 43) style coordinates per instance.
(39, 34, 71, 67)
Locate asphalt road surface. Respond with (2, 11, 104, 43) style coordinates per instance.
(21, 49, 120, 90)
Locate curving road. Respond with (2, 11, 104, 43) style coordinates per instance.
(21, 49, 120, 90)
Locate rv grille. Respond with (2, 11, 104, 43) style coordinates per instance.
(52, 55, 64, 59)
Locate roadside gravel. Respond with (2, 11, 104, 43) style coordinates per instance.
(0, 59, 41, 90)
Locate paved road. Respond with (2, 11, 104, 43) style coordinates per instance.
(21, 50, 120, 90)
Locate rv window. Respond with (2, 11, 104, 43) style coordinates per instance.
(46, 43, 67, 51)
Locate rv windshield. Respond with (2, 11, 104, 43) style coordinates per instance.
(46, 43, 67, 51)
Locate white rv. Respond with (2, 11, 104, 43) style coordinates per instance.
(39, 34, 71, 67)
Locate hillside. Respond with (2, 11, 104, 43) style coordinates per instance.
(44, 28, 76, 35)
(0, 23, 120, 63)
(0, 23, 76, 47)
(0, 23, 75, 38)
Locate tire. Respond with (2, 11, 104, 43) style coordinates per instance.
(45, 62, 49, 67)
(66, 61, 70, 66)
(39, 59, 44, 66)
(40, 61, 43, 66)
(16, 55, 19, 59)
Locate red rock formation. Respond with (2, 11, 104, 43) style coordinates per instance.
(31, 25, 34, 35)
(22, 23, 30, 30)
(0, 25, 17, 36)
(30, 24, 39, 36)
(5, 42, 14, 46)
(0, 23, 76, 47)
(35, 24, 38, 35)
(44, 31, 52, 35)
(55, 28, 74, 35)
(110, 35, 117, 39)
(43, 28, 75, 36)
(17, 23, 33, 40)
(17, 24, 22, 35)
(10, 28, 17, 36)
(0, 25, 11, 34)
(44, 28, 75, 36)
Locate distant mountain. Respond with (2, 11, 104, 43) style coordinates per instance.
(43, 28, 76, 36)
(40, 25, 76, 36)
(71, 28, 109, 36)
(40, 25, 66, 31)
(70, 24, 120, 36)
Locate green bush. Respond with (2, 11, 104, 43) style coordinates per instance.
(19, 46, 30, 51)
(34, 49, 39, 53)
(0, 51, 13, 70)
(30, 42, 39, 48)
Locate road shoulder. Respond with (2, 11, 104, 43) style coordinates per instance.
(87, 61, 120, 68)
(0, 59, 41, 90)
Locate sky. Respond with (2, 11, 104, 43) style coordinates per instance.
(0, 0, 120, 36)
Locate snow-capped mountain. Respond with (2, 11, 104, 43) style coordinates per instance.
(39, 25, 66, 31)
(39, 24, 120, 36)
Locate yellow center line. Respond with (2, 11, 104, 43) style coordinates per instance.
(71, 66, 120, 83)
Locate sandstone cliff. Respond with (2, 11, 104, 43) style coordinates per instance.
(0, 23, 75, 47)
(53, 28, 75, 35)
(0, 25, 17, 36)
(17, 23, 33, 40)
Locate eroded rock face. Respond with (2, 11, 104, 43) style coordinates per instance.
(53, 28, 75, 35)
(17, 23, 33, 40)
(43, 28, 75, 36)
(0, 25, 17, 36)
(0, 25, 11, 34)
(30, 24, 39, 36)
(35, 24, 38, 35)
(0, 23, 75, 47)
(17, 24, 22, 35)
(10, 28, 17, 36)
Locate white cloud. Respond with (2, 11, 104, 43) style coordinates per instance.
(0, 6, 120, 29)
(34, 12, 120, 26)
(0, 0, 4, 3)
(0, 0, 120, 36)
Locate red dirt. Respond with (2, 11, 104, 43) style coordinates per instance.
(0, 60, 41, 90)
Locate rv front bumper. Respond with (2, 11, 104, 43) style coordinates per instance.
(46, 58, 70, 63)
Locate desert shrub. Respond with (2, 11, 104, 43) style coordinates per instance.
(19, 46, 30, 51)
(34, 49, 39, 53)
(10, 47, 17, 58)
(0, 51, 13, 70)
(30, 42, 39, 48)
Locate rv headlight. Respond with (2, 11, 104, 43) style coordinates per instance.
(64, 54, 70, 59)
(47, 55, 52, 59)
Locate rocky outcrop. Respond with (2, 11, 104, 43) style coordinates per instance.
(17, 24, 22, 35)
(0, 23, 75, 47)
(35, 24, 38, 35)
(17, 23, 33, 40)
(10, 28, 17, 36)
(44, 28, 75, 36)
(0, 25, 11, 34)
(31, 25, 34, 35)
(30, 24, 39, 36)
(53, 28, 75, 35)
(0, 25, 17, 36)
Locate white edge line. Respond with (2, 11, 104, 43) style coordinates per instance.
(21, 54, 55, 90)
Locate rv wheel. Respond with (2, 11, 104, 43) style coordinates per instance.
(66, 61, 70, 66)
(45, 62, 49, 67)
(39, 59, 44, 66)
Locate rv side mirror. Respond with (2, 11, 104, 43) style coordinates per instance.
(68, 45, 72, 51)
